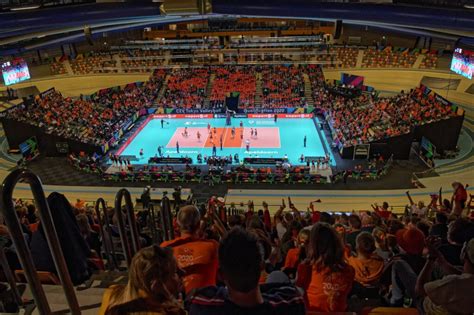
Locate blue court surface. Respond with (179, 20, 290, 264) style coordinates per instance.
(117, 118, 332, 165)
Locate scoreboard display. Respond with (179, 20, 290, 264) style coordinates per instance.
(450, 48, 473, 80)
(1, 58, 31, 86)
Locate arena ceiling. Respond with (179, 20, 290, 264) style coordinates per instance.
(0, 1, 473, 55)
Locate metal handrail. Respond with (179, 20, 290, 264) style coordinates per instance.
(0, 247, 22, 307)
(148, 203, 159, 244)
(160, 195, 174, 242)
(114, 189, 141, 267)
(94, 198, 117, 271)
(0, 169, 81, 315)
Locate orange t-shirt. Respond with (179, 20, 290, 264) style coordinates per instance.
(347, 254, 384, 286)
(306, 264, 355, 312)
(161, 234, 218, 294)
(284, 248, 300, 269)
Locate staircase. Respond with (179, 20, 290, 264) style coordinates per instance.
(163, 51, 171, 66)
(113, 54, 123, 73)
(356, 49, 365, 68)
(22, 284, 106, 314)
(203, 73, 215, 108)
(303, 73, 315, 107)
(154, 74, 170, 106)
(254, 72, 263, 107)
(413, 54, 425, 69)
(63, 60, 74, 76)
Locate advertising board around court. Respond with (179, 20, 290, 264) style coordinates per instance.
(160, 107, 314, 115)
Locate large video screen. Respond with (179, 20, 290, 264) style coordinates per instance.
(450, 48, 473, 79)
(1, 58, 31, 86)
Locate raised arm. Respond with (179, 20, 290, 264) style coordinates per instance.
(406, 191, 415, 206)
(438, 187, 443, 208)
(274, 198, 286, 218)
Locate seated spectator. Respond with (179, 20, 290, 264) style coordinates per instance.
(29, 192, 91, 285)
(346, 214, 362, 252)
(99, 245, 185, 315)
(296, 223, 355, 312)
(385, 227, 426, 306)
(187, 227, 305, 315)
(76, 213, 101, 255)
(283, 229, 310, 272)
(439, 218, 474, 266)
(372, 227, 392, 261)
(26, 204, 38, 224)
(416, 237, 474, 315)
(429, 212, 448, 241)
(348, 232, 385, 287)
(161, 205, 219, 294)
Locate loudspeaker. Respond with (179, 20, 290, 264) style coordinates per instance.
(84, 25, 93, 45)
(334, 20, 343, 39)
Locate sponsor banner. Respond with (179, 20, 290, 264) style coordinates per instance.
(153, 114, 214, 119)
(233, 113, 248, 118)
(433, 93, 452, 108)
(39, 87, 56, 99)
(172, 108, 225, 114)
(149, 157, 193, 164)
(241, 108, 289, 114)
(248, 113, 313, 119)
(243, 157, 288, 165)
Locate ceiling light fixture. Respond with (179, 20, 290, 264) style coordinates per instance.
(10, 5, 41, 11)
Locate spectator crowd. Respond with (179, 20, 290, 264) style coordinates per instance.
(5, 71, 167, 145)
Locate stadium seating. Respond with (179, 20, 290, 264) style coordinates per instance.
(419, 52, 439, 69)
(362, 48, 417, 68)
(261, 64, 306, 107)
(160, 68, 210, 109)
(2, 181, 472, 314)
(210, 66, 257, 108)
(49, 61, 67, 75)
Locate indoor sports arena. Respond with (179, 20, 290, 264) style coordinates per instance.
(0, 0, 473, 314)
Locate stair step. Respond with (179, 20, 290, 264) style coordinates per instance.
(22, 284, 106, 315)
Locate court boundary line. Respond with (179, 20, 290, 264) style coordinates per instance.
(116, 115, 153, 156)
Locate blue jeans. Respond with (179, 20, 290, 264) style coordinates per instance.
(390, 260, 417, 306)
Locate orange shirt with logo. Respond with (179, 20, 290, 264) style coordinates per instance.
(347, 254, 384, 286)
(161, 234, 218, 294)
(306, 264, 355, 312)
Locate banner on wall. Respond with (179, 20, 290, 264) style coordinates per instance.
(418, 84, 457, 112)
(172, 108, 225, 114)
(153, 114, 214, 119)
(248, 113, 314, 119)
(39, 87, 56, 99)
(159, 107, 314, 115)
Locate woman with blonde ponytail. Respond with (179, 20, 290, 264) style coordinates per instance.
(99, 245, 186, 315)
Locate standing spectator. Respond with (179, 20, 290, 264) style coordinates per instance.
(406, 191, 428, 217)
(99, 245, 185, 315)
(187, 227, 305, 315)
(451, 182, 468, 216)
(161, 205, 218, 294)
